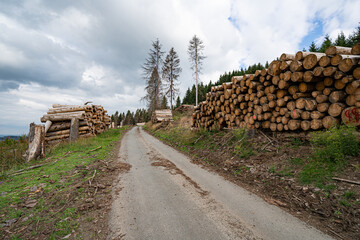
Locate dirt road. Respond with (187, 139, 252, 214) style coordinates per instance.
(108, 127, 334, 240)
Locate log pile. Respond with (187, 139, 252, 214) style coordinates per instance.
(41, 104, 111, 144)
(193, 44, 360, 131)
(174, 104, 195, 113)
(152, 109, 173, 123)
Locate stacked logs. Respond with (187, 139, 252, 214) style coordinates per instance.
(193, 44, 360, 131)
(41, 104, 111, 144)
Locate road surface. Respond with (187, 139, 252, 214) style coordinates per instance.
(108, 127, 333, 240)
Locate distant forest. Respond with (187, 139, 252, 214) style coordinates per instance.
(182, 23, 360, 105)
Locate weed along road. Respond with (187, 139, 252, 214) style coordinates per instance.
(108, 127, 334, 240)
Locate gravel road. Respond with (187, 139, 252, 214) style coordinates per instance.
(108, 127, 334, 240)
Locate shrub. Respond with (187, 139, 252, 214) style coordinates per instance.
(311, 125, 359, 163)
(232, 128, 254, 158)
(299, 125, 360, 186)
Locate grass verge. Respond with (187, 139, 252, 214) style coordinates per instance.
(0, 126, 130, 239)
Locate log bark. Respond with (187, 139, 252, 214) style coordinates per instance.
(319, 55, 331, 67)
(334, 79, 346, 89)
(41, 111, 85, 122)
(268, 60, 281, 76)
(301, 111, 311, 120)
(325, 46, 352, 55)
(295, 51, 315, 61)
(69, 118, 79, 142)
(317, 103, 330, 112)
(280, 53, 296, 61)
(26, 124, 45, 162)
(345, 80, 360, 95)
(351, 43, 360, 55)
(304, 99, 317, 111)
(291, 72, 303, 82)
(338, 57, 360, 72)
(290, 61, 303, 72)
(303, 53, 326, 70)
(353, 67, 360, 79)
(328, 103, 345, 117)
(329, 91, 346, 103)
(322, 116, 340, 129)
(316, 95, 328, 103)
(311, 119, 323, 130)
(44, 120, 52, 134)
(288, 120, 300, 130)
(311, 111, 325, 119)
(299, 83, 314, 93)
(313, 67, 324, 77)
(301, 120, 311, 131)
(323, 66, 337, 77)
(341, 107, 360, 126)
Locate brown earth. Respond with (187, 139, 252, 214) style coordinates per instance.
(145, 117, 360, 240)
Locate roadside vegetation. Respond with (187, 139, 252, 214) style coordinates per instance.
(144, 112, 360, 239)
(0, 127, 130, 239)
(0, 136, 28, 173)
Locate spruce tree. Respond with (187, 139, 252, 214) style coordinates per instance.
(308, 41, 318, 52)
(175, 96, 181, 108)
(162, 47, 182, 110)
(141, 39, 164, 113)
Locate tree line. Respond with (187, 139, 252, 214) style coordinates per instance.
(111, 109, 150, 127)
(308, 24, 360, 53)
(182, 23, 360, 106)
(113, 23, 359, 125)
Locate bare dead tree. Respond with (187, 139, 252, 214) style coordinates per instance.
(162, 47, 182, 110)
(141, 39, 164, 112)
(188, 35, 206, 106)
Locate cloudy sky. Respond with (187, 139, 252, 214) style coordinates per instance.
(0, 0, 359, 135)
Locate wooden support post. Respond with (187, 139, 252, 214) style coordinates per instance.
(27, 123, 45, 162)
(69, 118, 79, 142)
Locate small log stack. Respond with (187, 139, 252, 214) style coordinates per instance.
(193, 44, 360, 131)
(41, 104, 111, 145)
(152, 109, 173, 123)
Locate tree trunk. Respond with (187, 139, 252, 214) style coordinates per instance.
(311, 119, 323, 130)
(322, 116, 340, 129)
(280, 53, 296, 61)
(325, 46, 352, 55)
(69, 118, 79, 142)
(303, 53, 326, 70)
(26, 124, 45, 162)
(319, 55, 331, 67)
(328, 103, 345, 117)
(288, 120, 300, 130)
(351, 43, 360, 55)
(353, 67, 360, 79)
(329, 91, 346, 103)
(338, 57, 360, 72)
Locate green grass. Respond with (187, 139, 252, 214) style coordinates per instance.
(232, 128, 254, 158)
(0, 127, 129, 238)
(290, 137, 304, 149)
(0, 135, 28, 173)
(289, 157, 304, 166)
(344, 191, 356, 199)
(299, 125, 359, 187)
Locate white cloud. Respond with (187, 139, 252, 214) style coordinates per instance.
(0, 0, 359, 134)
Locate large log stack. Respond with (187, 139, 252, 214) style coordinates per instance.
(193, 44, 360, 131)
(41, 104, 111, 144)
